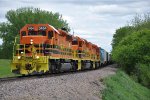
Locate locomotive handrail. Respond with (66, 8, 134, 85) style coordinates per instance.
(12, 36, 18, 57)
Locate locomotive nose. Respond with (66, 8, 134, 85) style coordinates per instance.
(20, 36, 47, 44)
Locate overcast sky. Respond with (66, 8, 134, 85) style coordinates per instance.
(0, 0, 150, 52)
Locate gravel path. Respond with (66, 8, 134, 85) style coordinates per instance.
(0, 64, 117, 100)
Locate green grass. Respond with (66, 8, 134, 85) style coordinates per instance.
(0, 59, 17, 78)
(102, 71, 150, 100)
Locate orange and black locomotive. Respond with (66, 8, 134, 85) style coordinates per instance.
(11, 24, 110, 75)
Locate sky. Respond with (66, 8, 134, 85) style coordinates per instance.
(0, 0, 150, 52)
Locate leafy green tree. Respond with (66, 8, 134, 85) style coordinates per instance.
(112, 13, 150, 88)
(135, 63, 150, 88)
(0, 7, 70, 59)
(112, 13, 150, 50)
(112, 26, 133, 49)
(112, 29, 150, 87)
(112, 29, 150, 72)
(131, 13, 150, 30)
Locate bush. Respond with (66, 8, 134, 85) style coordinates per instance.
(112, 29, 150, 74)
(102, 71, 150, 100)
(135, 63, 150, 88)
(112, 26, 134, 49)
(111, 13, 150, 88)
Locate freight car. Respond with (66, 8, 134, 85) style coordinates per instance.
(99, 48, 111, 66)
(11, 24, 111, 75)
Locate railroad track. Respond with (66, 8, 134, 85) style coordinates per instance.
(0, 75, 26, 82)
(0, 68, 96, 82)
(0, 64, 113, 82)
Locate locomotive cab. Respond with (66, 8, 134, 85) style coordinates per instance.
(20, 24, 48, 44)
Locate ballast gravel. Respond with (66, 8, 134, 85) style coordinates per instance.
(0, 64, 117, 100)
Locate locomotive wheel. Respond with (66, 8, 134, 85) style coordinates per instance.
(51, 64, 56, 73)
(48, 60, 54, 73)
(81, 61, 85, 70)
(95, 62, 97, 69)
(90, 61, 93, 69)
(71, 60, 78, 72)
(49, 60, 61, 74)
(48, 61, 51, 73)
(56, 61, 61, 73)
(95, 62, 99, 69)
(74, 62, 78, 71)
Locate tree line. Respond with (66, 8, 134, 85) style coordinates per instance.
(0, 7, 70, 59)
(112, 13, 150, 88)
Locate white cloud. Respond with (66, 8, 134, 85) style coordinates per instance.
(90, 5, 128, 15)
(89, 3, 150, 16)
(62, 15, 73, 23)
(0, 0, 149, 52)
(0, 39, 2, 45)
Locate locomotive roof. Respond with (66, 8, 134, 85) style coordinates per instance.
(58, 29, 72, 36)
(20, 24, 60, 34)
(48, 24, 60, 34)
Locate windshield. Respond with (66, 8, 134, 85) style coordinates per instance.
(72, 40, 78, 45)
(28, 31, 46, 36)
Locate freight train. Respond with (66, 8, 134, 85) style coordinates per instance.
(11, 24, 111, 75)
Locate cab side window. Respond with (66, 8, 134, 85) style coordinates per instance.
(39, 31, 46, 36)
(72, 39, 78, 45)
(28, 31, 36, 35)
(21, 31, 26, 36)
(79, 41, 82, 47)
(48, 31, 53, 39)
(66, 35, 72, 41)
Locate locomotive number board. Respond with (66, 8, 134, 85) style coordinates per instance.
(28, 26, 34, 30)
(39, 26, 47, 30)
(27, 26, 47, 31)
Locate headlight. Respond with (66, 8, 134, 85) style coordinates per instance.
(36, 56, 39, 59)
(30, 39, 33, 44)
(21, 52, 24, 54)
(18, 56, 21, 59)
(30, 39, 33, 42)
(30, 41, 33, 44)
